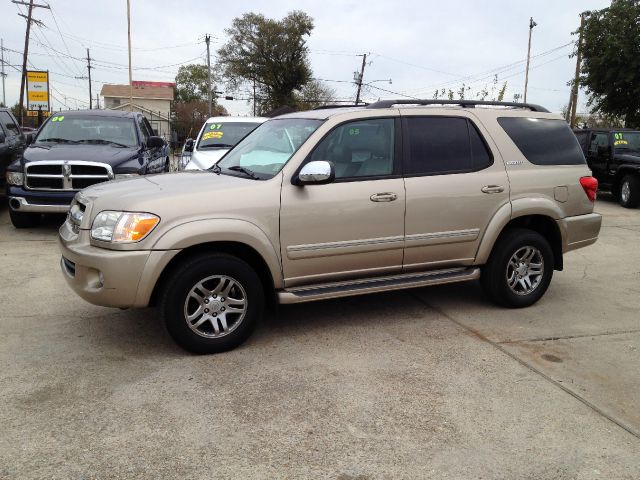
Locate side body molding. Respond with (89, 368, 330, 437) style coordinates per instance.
(150, 218, 284, 288)
(474, 197, 564, 265)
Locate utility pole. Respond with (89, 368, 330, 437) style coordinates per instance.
(126, 0, 133, 112)
(13, 0, 50, 125)
(86, 48, 92, 109)
(354, 53, 367, 105)
(205, 34, 212, 117)
(253, 79, 256, 116)
(523, 17, 537, 104)
(570, 12, 587, 129)
(1, 39, 6, 106)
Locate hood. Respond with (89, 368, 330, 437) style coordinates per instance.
(23, 143, 140, 169)
(185, 148, 229, 170)
(79, 170, 279, 225)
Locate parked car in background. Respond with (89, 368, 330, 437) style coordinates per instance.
(182, 116, 267, 171)
(5, 109, 169, 228)
(574, 128, 640, 208)
(0, 108, 28, 190)
(59, 100, 601, 354)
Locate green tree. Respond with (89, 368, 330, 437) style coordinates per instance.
(175, 64, 217, 103)
(217, 11, 314, 113)
(293, 79, 336, 111)
(579, 1, 640, 128)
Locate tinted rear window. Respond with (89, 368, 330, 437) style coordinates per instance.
(498, 117, 585, 165)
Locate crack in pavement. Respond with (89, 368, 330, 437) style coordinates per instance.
(498, 329, 640, 344)
(409, 291, 640, 440)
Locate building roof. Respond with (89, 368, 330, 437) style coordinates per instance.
(49, 109, 139, 118)
(100, 84, 174, 101)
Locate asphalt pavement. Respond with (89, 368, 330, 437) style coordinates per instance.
(0, 195, 638, 479)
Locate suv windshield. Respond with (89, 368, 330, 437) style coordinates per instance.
(36, 115, 138, 147)
(197, 122, 261, 149)
(613, 131, 640, 153)
(217, 118, 323, 179)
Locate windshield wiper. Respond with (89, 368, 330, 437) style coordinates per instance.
(37, 137, 78, 143)
(80, 139, 129, 147)
(200, 143, 234, 149)
(227, 165, 260, 179)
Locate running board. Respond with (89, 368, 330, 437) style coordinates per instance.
(278, 267, 480, 304)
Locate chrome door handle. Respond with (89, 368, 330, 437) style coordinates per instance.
(481, 185, 505, 194)
(370, 192, 398, 202)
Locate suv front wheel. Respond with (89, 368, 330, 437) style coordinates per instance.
(161, 253, 264, 354)
(481, 228, 554, 308)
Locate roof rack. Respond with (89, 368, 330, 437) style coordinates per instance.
(366, 99, 550, 113)
(313, 103, 367, 110)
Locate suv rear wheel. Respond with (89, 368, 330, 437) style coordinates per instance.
(619, 174, 640, 208)
(481, 228, 554, 308)
(9, 209, 41, 229)
(160, 253, 264, 354)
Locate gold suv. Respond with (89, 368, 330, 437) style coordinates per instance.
(59, 100, 603, 353)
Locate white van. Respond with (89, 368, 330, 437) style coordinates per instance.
(183, 116, 267, 171)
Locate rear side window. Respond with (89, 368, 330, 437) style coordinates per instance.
(573, 131, 589, 153)
(403, 117, 493, 175)
(498, 117, 585, 165)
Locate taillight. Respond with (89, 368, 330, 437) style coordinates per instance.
(580, 176, 598, 202)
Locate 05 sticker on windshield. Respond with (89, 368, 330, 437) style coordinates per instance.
(202, 131, 224, 140)
(51, 116, 65, 122)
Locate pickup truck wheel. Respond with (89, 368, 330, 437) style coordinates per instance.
(9, 209, 41, 229)
(481, 228, 553, 308)
(619, 175, 640, 208)
(161, 253, 264, 354)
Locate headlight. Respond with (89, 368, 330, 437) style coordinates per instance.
(5, 171, 24, 186)
(114, 173, 139, 180)
(91, 211, 160, 243)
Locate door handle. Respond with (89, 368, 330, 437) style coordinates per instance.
(370, 192, 398, 202)
(481, 185, 505, 194)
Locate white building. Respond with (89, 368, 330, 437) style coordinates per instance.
(100, 82, 174, 138)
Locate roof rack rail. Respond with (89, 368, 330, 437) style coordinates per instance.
(313, 103, 367, 110)
(366, 99, 549, 113)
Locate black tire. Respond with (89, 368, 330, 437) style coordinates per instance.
(481, 228, 554, 308)
(619, 174, 640, 208)
(164, 157, 171, 173)
(9, 209, 41, 229)
(160, 253, 264, 354)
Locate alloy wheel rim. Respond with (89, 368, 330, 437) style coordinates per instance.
(183, 275, 247, 338)
(506, 246, 544, 296)
(621, 181, 630, 203)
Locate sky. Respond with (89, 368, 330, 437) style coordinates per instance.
(0, 0, 612, 116)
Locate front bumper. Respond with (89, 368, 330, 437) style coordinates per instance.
(7, 185, 75, 213)
(58, 220, 179, 308)
(557, 212, 602, 253)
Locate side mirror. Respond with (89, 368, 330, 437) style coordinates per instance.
(25, 133, 33, 146)
(294, 160, 335, 186)
(183, 138, 194, 152)
(597, 145, 610, 156)
(147, 136, 164, 149)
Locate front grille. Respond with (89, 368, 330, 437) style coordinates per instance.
(25, 161, 113, 191)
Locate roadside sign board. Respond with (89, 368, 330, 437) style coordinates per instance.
(26, 70, 50, 113)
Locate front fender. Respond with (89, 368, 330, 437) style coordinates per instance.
(150, 217, 283, 288)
